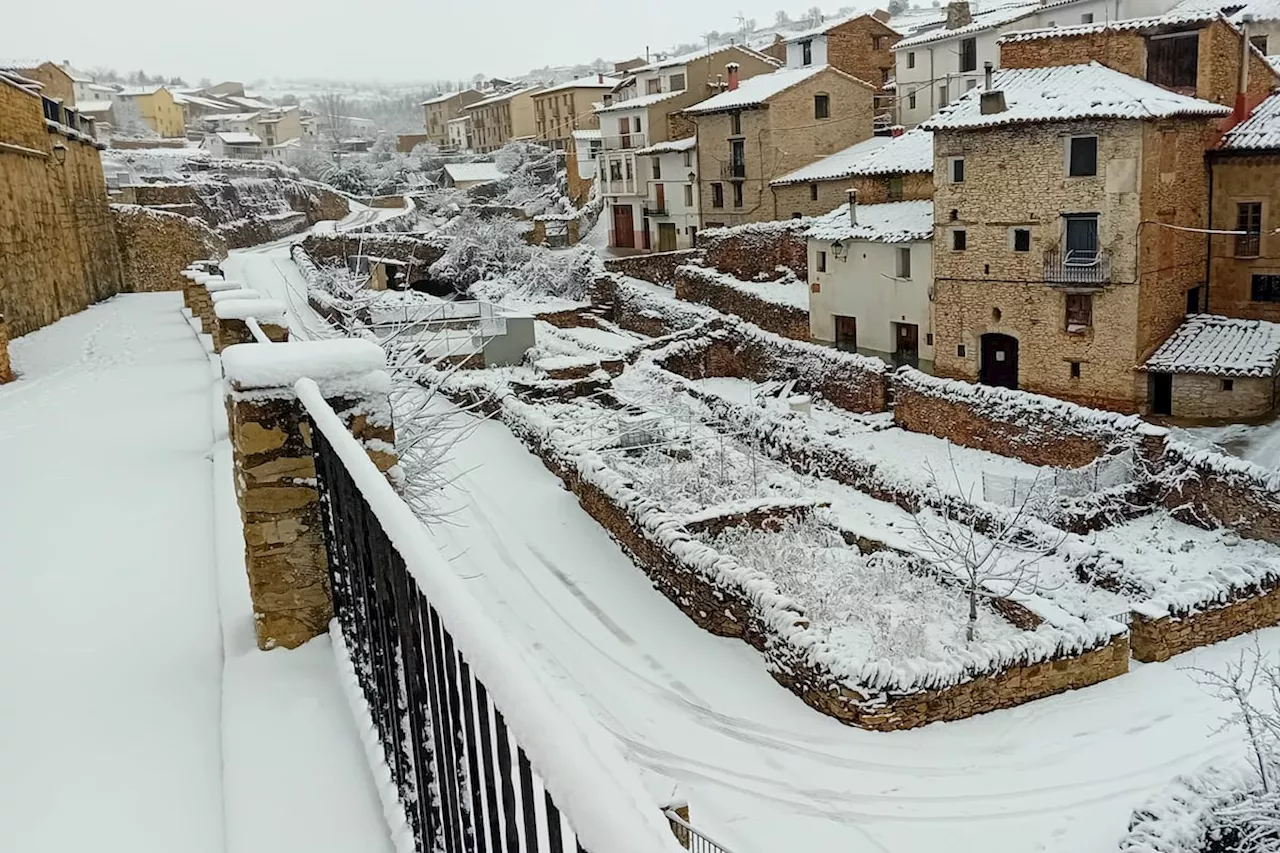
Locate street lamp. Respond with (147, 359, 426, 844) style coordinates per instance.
(52, 141, 67, 165)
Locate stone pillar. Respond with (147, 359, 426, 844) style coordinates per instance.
(199, 278, 243, 333)
(222, 340, 396, 650)
(214, 298, 290, 353)
(0, 315, 13, 385)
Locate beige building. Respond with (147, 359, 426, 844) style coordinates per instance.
(781, 10, 900, 128)
(771, 125, 934, 220)
(1138, 314, 1280, 419)
(0, 61, 77, 106)
(530, 75, 617, 149)
(685, 64, 876, 229)
(421, 89, 484, 147)
(113, 86, 185, 137)
(464, 85, 542, 153)
(924, 62, 1229, 414)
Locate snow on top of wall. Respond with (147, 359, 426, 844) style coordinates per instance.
(678, 265, 810, 310)
(808, 199, 934, 243)
(921, 63, 1231, 131)
(595, 88, 687, 114)
(634, 135, 697, 155)
(222, 339, 386, 391)
(697, 217, 813, 242)
(443, 162, 507, 183)
(684, 65, 862, 115)
(892, 2, 1040, 49)
(214, 298, 286, 322)
(1142, 314, 1280, 377)
(1223, 90, 1280, 149)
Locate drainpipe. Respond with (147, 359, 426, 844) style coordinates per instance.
(847, 188, 858, 226)
(1236, 15, 1253, 124)
(1205, 159, 1214, 312)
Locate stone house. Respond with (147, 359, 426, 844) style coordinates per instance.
(594, 44, 780, 250)
(780, 10, 901, 129)
(421, 89, 484, 147)
(1139, 313, 1280, 418)
(112, 86, 185, 137)
(807, 198, 936, 369)
(0, 61, 78, 105)
(923, 62, 1229, 412)
(685, 64, 876, 229)
(632, 136, 700, 251)
(891, 0, 1179, 128)
(771, 125, 934, 219)
(0, 70, 122, 340)
(464, 85, 543, 154)
(1209, 91, 1280, 321)
(530, 75, 618, 149)
(566, 128, 600, 206)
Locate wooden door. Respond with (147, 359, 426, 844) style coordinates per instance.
(658, 223, 678, 252)
(893, 323, 919, 367)
(619, 117, 632, 149)
(655, 183, 666, 212)
(979, 333, 1019, 389)
(834, 316, 857, 352)
(612, 204, 635, 249)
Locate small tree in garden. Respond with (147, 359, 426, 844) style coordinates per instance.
(908, 460, 1063, 642)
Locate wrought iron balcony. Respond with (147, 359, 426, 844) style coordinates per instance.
(600, 132, 648, 150)
(1043, 247, 1110, 287)
(1236, 231, 1261, 258)
(643, 204, 668, 216)
(720, 161, 746, 180)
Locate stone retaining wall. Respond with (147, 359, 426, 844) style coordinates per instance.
(1161, 443, 1280, 545)
(300, 232, 447, 273)
(603, 250, 702, 286)
(674, 268, 810, 341)
(112, 204, 227, 293)
(699, 220, 809, 281)
(1130, 577, 1280, 662)
(0, 317, 12, 384)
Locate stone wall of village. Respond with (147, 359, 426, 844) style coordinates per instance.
(674, 267, 810, 340)
(771, 170, 933, 219)
(1130, 581, 1280, 662)
(603, 249, 702, 286)
(0, 79, 122, 339)
(701, 220, 810, 280)
(1208, 153, 1280, 322)
(826, 16, 899, 87)
(111, 204, 227, 294)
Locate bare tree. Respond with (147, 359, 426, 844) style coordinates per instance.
(805, 6, 824, 26)
(315, 91, 352, 154)
(908, 459, 1063, 642)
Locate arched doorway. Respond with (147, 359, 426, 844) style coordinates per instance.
(979, 333, 1019, 389)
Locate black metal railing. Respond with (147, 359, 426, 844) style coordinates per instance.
(665, 810, 736, 853)
(1236, 231, 1261, 257)
(719, 162, 746, 180)
(302, 385, 683, 853)
(1043, 247, 1110, 286)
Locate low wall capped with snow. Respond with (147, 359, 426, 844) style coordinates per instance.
(698, 219, 810, 282)
(223, 339, 390, 410)
(674, 265, 810, 342)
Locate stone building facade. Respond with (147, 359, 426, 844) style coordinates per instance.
(421, 89, 483, 148)
(530, 76, 615, 149)
(689, 67, 875, 228)
(0, 74, 122, 338)
(927, 67, 1227, 412)
(464, 85, 542, 154)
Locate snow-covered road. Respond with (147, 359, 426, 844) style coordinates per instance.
(0, 292, 391, 853)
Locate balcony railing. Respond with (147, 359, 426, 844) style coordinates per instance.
(720, 162, 746, 180)
(1236, 231, 1261, 257)
(1043, 247, 1110, 286)
(643, 205, 668, 217)
(601, 132, 648, 151)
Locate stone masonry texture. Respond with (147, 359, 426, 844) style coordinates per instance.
(112, 205, 228, 294)
(674, 268, 810, 340)
(1208, 153, 1280, 322)
(771, 170, 933, 220)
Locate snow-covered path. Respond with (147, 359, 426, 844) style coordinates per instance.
(0, 292, 392, 853)
(0, 295, 225, 852)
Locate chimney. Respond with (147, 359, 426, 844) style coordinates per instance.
(979, 61, 1007, 114)
(727, 63, 741, 91)
(598, 73, 604, 84)
(984, 61, 993, 90)
(946, 1, 973, 29)
(847, 188, 858, 226)
(1235, 15, 1254, 124)
(872, 8, 891, 22)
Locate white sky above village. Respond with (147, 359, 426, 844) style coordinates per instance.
(2, 0, 853, 86)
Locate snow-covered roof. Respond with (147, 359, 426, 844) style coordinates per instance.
(421, 89, 473, 106)
(595, 88, 686, 114)
(444, 162, 507, 183)
(571, 128, 602, 140)
(76, 99, 114, 114)
(537, 74, 622, 95)
(465, 84, 542, 110)
(808, 199, 934, 243)
(632, 43, 780, 74)
(204, 111, 262, 123)
(773, 127, 935, 185)
(1232, 0, 1280, 21)
(1222, 91, 1280, 149)
(0, 59, 50, 72)
(921, 63, 1230, 131)
(173, 92, 240, 111)
(1142, 315, 1280, 377)
(892, 2, 1040, 49)
(773, 136, 890, 185)
(784, 11, 899, 43)
(999, 8, 1224, 43)
(215, 131, 263, 145)
(115, 85, 167, 97)
(684, 65, 864, 115)
(227, 95, 274, 110)
(0, 69, 41, 95)
(635, 135, 697, 155)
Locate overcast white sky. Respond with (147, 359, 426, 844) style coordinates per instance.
(3, 1, 855, 86)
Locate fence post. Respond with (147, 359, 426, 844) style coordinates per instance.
(214, 299, 289, 352)
(221, 339, 398, 650)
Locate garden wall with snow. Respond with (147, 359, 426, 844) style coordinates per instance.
(673, 265, 810, 341)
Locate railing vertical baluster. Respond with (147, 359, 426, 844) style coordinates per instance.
(472, 681, 506, 853)
(422, 602, 465, 853)
(516, 748, 540, 853)
(544, 790, 565, 853)
(455, 656, 490, 853)
(492, 709, 523, 852)
(404, 592, 441, 850)
(439, 627, 477, 851)
(361, 496, 409, 796)
(394, 556, 437, 849)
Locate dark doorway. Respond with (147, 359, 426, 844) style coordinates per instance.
(658, 222, 678, 252)
(1186, 286, 1202, 314)
(979, 333, 1019, 389)
(834, 315, 857, 352)
(1150, 373, 1173, 416)
(642, 216, 651, 251)
(893, 322, 919, 367)
(1064, 214, 1099, 263)
(612, 204, 635, 249)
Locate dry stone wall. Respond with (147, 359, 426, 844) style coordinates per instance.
(603, 250, 702, 287)
(112, 204, 227, 293)
(674, 267, 810, 341)
(1130, 578, 1280, 662)
(700, 220, 809, 281)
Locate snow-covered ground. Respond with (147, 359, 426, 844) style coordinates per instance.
(1176, 416, 1280, 470)
(0, 292, 390, 853)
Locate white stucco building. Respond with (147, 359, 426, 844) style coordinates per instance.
(447, 116, 471, 151)
(807, 199, 935, 369)
(633, 136, 700, 251)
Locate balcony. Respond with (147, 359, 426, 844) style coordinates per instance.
(1236, 232, 1261, 258)
(643, 204, 668, 217)
(720, 161, 746, 180)
(600, 132, 648, 151)
(1043, 247, 1110, 287)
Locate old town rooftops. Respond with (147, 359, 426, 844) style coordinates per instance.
(920, 62, 1230, 131)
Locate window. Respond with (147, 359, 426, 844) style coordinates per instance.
(683, 150, 693, 168)
(729, 139, 745, 177)
(907, 52, 916, 69)
(939, 84, 949, 107)
(1251, 34, 1269, 53)
(818, 250, 828, 272)
(809, 183, 819, 201)
(647, 78, 662, 94)
(1012, 228, 1031, 252)
(1223, 378, 1235, 391)
(730, 111, 742, 135)
(609, 160, 623, 182)
(960, 37, 977, 73)
(814, 93, 830, 119)
(908, 92, 917, 109)
(625, 159, 632, 181)
(1070, 361, 1082, 378)
(873, 35, 889, 49)
(957, 344, 967, 357)
(801, 40, 813, 66)
(793, 212, 803, 219)
(887, 175, 904, 201)
(1066, 293, 1093, 330)
(949, 156, 965, 183)
(896, 247, 912, 278)
(1147, 33, 1198, 89)
(652, 158, 661, 180)
(952, 229, 967, 250)
(711, 182, 724, 208)
(1237, 202, 1262, 256)
(684, 184, 694, 206)
(1252, 274, 1280, 301)
(732, 182, 743, 207)
(966, 78, 977, 91)
(669, 72, 686, 91)
(1068, 136, 1098, 177)
(926, 333, 934, 345)
(1081, 12, 1094, 23)
(882, 67, 891, 84)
